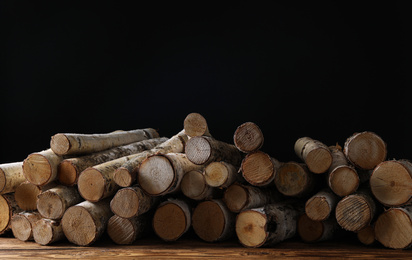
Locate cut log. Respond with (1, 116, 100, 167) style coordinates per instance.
(23, 149, 63, 186)
(328, 165, 360, 197)
(275, 162, 316, 197)
(11, 211, 42, 241)
(183, 112, 210, 137)
(138, 153, 203, 196)
(370, 160, 412, 207)
(14, 182, 56, 211)
(241, 151, 282, 187)
(50, 128, 159, 156)
(37, 185, 83, 220)
(61, 199, 113, 246)
(297, 214, 341, 243)
(192, 199, 235, 242)
(294, 137, 332, 174)
(181, 170, 217, 201)
(374, 205, 412, 249)
(335, 189, 377, 232)
(343, 131, 387, 170)
(0, 162, 25, 194)
(107, 214, 150, 245)
(152, 199, 191, 241)
(204, 161, 240, 188)
(110, 186, 159, 219)
(305, 189, 339, 221)
(58, 137, 167, 186)
(0, 194, 22, 234)
(235, 201, 303, 247)
(233, 122, 264, 153)
(113, 130, 188, 188)
(32, 219, 65, 245)
(223, 183, 283, 213)
(185, 136, 242, 166)
(357, 225, 375, 246)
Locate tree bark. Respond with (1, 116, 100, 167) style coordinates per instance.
(32, 219, 65, 245)
(58, 137, 167, 186)
(61, 199, 113, 246)
(305, 189, 339, 221)
(14, 182, 57, 211)
(0, 194, 22, 235)
(204, 161, 241, 188)
(50, 128, 159, 156)
(294, 137, 332, 174)
(107, 214, 150, 245)
(0, 162, 25, 194)
(23, 149, 63, 186)
(241, 151, 282, 187)
(233, 122, 264, 153)
(275, 162, 316, 197)
(183, 112, 211, 137)
(11, 211, 42, 241)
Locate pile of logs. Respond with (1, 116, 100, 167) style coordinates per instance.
(0, 113, 411, 250)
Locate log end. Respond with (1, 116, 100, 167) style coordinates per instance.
(181, 170, 208, 200)
(183, 113, 209, 137)
(329, 166, 359, 197)
(335, 195, 372, 232)
(235, 210, 267, 248)
(223, 183, 248, 213)
(192, 200, 226, 242)
(50, 134, 71, 156)
(297, 214, 324, 243)
(233, 122, 264, 153)
(375, 208, 412, 249)
(357, 225, 375, 246)
(305, 196, 331, 221)
(153, 202, 189, 241)
(77, 168, 105, 202)
(305, 147, 332, 174)
(275, 162, 309, 197)
(32, 219, 54, 245)
(37, 191, 64, 220)
(241, 151, 274, 186)
(15, 182, 41, 211)
(23, 153, 53, 186)
(61, 206, 97, 246)
(11, 215, 33, 241)
(58, 160, 78, 186)
(138, 155, 174, 196)
(107, 215, 137, 245)
(204, 162, 229, 187)
(0, 195, 11, 233)
(113, 167, 134, 188)
(185, 136, 212, 165)
(110, 188, 139, 219)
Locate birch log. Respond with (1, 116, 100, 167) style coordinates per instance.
(370, 160, 412, 207)
(0, 162, 25, 194)
(181, 170, 218, 201)
(138, 153, 203, 196)
(50, 128, 159, 156)
(14, 182, 56, 211)
(107, 214, 150, 245)
(297, 214, 341, 243)
(0, 194, 22, 235)
(235, 201, 303, 247)
(275, 162, 316, 197)
(192, 199, 235, 242)
(11, 211, 42, 241)
(204, 161, 240, 188)
(113, 130, 188, 188)
(305, 189, 339, 221)
(37, 185, 83, 220)
(23, 149, 63, 186)
(241, 151, 282, 187)
(374, 205, 412, 249)
(294, 137, 332, 174)
(61, 199, 113, 246)
(58, 137, 167, 186)
(357, 225, 376, 246)
(185, 136, 242, 166)
(343, 131, 387, 170)
(152, 199, 191, 241)
(233, 122, 264, 153)
(183, 112, 210, 137)
(32, 219, 65, 245)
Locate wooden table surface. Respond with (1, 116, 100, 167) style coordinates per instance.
(0, 234, 410, 259)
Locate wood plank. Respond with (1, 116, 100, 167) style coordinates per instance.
(0, 236, 410, 259)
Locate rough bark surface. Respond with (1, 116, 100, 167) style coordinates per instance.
(0, 162, 25, 194)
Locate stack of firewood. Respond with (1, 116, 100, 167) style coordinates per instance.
(0, 113, 411, 249)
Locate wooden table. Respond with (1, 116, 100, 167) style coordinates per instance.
(0, 235, 409, 259)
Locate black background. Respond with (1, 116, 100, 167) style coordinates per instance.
(0, 1, 408, 164)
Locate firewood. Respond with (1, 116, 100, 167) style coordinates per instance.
(335, 189, 377, 232)
(343, 131, 387, 170)
(23, 149, 63, 186)
(185, 136, 242, 166)
(37, 185, 83, 220)
(58, 137, 167, 186)
(297, 214, 341, 243)
(241, 151, 282, 187)
(14, 182, 56, 211)
(152, 198, 191, 241)
(0, 194, 22, 235)
(107, 214, 150, 245)
(113, 130, 188, 188)
(50, 128, 159, 156)
(32, 219, 65, 245)
(357, 225, 375, 246)
(138, 153, 203, 196)
(11, 211, 42, 241)
(235, 201, 303, 247)
(183, 112, 210, 137)
(275, 162, 316, 197)
(110, 186, 159, 219)
(305, 189, 339, 221)
(180, 170, 217, 201)
(223, 183, 283, 213)
(61, 199, 113, 246)
(233, 122, 264, 153)
(192, 199, 235, 242)
(204, 161, 240, 188)
(0, 162, 25, 194)
(370, 159, 412, 207)
(374, 205, 412, 249)
(294, 137, 332, 174)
